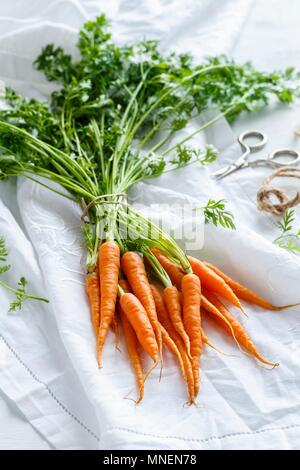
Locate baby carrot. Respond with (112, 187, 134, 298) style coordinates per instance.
(120, 292, 158, 364)
(119, 305, 144, 403)
(97, 241, 120, 367)
(201, 326, 210, 346)
(121, 252, 163, 360)
(203, 289, 278, 367)
(163, 286, 191, 357)
(201, 294, 242, 347)
(188, 256, 245, 313)
(182, 274, 202, 396)
(160, 324, 185, 378)
(151, 284, 195, 403)
(148, 286, 185, 377)
(151, 248, 184, 289)
(111, 314, 120, 350)
(119, 278, 145, 402)
(85, 272, 100, 335)
(205, 261, 299, 311)
(119, 279, 131, 293)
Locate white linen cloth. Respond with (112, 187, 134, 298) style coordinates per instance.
(1, 0, 300, 450)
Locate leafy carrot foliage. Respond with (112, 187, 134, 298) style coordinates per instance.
(0, 15, 299, 267)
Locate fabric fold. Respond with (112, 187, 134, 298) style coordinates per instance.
(2, 0, 300, 452)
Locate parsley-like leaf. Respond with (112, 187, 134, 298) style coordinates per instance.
(275, 209, 295, 234)
(202, 199, 236, 230)
(0, 237, 49, 312)
(274, 209, 300, 255)
(0, 14, 299, 268)
(170, 144, 218, 168)
(0, 236, 8, 261)
(8, 277, 28, 313)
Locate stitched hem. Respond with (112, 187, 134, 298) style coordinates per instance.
(2, 333, 299, 448)
(103, 422, 300, 445)
(0, 334, 100, 444)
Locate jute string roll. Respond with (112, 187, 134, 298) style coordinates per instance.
(257, 167, 300, 216)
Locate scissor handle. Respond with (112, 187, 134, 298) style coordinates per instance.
(267, 148, 300, 168)
(238, 130, 268, 153)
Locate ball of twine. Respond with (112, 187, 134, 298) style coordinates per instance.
(257, 167, 300, 216)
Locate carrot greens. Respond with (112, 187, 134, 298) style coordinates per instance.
(0, 14, 299, 402)
(0, 14, 299, 270)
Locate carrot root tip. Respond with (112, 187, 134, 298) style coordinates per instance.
(135, 393, 144, 405)
(271, 362, 280, 369)
(240, 306, 248, 317)
(159, 364, 163, 382)
(183, 399, 200, 408)
(143, 360, 158, 384)
(124, 396, 136, 404)
(194, 401, 203, 409)
(205, 340, 239, 358)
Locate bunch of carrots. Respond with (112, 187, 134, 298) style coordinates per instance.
(0, 16, 299, 405)
(86, 241, 296, 404)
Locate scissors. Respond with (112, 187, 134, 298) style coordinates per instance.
(212, 130, 300, 179)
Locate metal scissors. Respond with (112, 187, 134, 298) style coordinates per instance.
(212, 130, 300, 179)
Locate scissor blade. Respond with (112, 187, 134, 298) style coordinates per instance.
(212, 163, 242, 179)
(212, 165, 233, 178)
(215, 162, 247, 179)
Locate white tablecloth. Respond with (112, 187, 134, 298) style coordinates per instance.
(0, 0, 300, 450)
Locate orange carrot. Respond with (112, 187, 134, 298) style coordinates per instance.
(188, 256, 245, 312)
(201, 294, 229, 322)
(203, 289, 278, 367)
(201, 294, 241, 344)
(151, 248, 184, 289)
(119, 279, 131, 293)
(121, 252, 163, 360)
(85, 272, 100, 335)
(200, 326, 215, 350)
(163, 286, 191, 357)
(200, 321, 236, 357)
(119, 304, 144, 403)
(97, 241, 120, 366)
(119, 278, 144, 402)
(160, 324, 185, 378)
(111, 314, 120, 350)
(201, 326, 209, 345)
(180, 351, 196, 404)
(151, 284, 195, 403)
(205, 261, 299, 311)
(120, 292, 158, 363)
(182, 274, 202, 396)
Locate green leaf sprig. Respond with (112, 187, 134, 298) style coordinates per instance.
(202, 199, 236, 230)
(273, 209, 300, 255)
(170, 144, 218, 169)
(0, 237, 49, 312)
